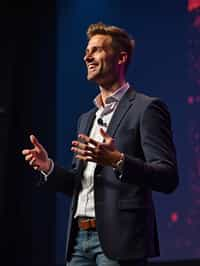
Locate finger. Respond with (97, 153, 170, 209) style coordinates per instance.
(72, 141, 95, 153)
(30, 135, 44, 150)
(79, 134, 98, 147)
(72, 141, 87, 150)
(71, 147, 92, 157)
(22, 149, 31, 155)
(29, 157, 36, 166)
(78, 134, 90, 144)
(75, 154, 87, 161)
(25, 154, 33, 161)
(99, 128, 112, 140)
(86, 145, 97, 153)
(100, 129, 114, 146)
(75, 154, 96, 162)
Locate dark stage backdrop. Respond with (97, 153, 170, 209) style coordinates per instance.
(0, 3, 57, 265)
(55, 0, 200, 265)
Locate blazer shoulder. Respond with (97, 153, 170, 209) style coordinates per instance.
(136, 91, 158, 104)
(78, 107, 97, 121)
(135, 92, 169, 113)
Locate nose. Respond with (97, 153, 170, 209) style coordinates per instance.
(84, 52, 93, 63)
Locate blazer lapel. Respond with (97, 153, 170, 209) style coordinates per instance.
(107, 86, 136, 137)
(79, 107, 97, 135)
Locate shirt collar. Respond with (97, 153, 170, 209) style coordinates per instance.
(94, 82, 130, 109)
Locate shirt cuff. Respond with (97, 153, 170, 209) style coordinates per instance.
(114, 167, 123, 179)
(40, 159, 54, 182)
(113, 153, 125, 179)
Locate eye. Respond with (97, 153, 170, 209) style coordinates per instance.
(95, 47, 103, 52)
(84, 46, 103, 57)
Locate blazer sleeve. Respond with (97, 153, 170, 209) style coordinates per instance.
(121, 99, 179, 194)
(39, 165, 77, 196)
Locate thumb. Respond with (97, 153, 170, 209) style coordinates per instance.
(99, 128, 112, 142)
(30, 134, 43, 150)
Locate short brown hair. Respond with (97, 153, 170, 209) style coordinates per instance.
(87, 22, 135, 72)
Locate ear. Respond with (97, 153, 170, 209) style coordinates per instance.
(118, 51, 128, 65)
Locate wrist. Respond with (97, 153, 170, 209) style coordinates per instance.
(112, 152, 124, 169)
(41, 159, 54, 182)
(44, 158, 52, 173)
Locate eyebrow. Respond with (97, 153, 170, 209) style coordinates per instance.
(85, 45, 101, 52)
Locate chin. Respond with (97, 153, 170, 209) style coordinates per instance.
(87, 73, 98, 81)
(87, 75, 94, 81)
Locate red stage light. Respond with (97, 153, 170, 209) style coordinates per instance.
(170, 212, 179, 223)
(188, 0, 200, 12)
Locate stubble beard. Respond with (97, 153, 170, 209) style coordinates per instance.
(86, 64, 102, 81)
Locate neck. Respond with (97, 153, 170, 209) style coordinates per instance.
(99, 78, 126, 106)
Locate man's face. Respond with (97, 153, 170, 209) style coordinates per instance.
(84, 34, 119, 85)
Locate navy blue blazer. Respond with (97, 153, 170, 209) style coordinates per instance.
(45, 87, 179, 262)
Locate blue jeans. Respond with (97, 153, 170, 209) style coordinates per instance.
(67, 229, 147, 266)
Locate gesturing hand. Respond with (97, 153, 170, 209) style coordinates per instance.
(22, 135, 51, 172)
(71, 128, 122, 167)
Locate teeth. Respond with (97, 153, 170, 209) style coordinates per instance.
(88, 64, 96, 70)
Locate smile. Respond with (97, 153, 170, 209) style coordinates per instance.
(87, 63, 98, 70)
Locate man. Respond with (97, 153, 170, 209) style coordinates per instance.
(22, 22, 179, 266)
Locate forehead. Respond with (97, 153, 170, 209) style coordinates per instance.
(86, 34, 112, 49)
